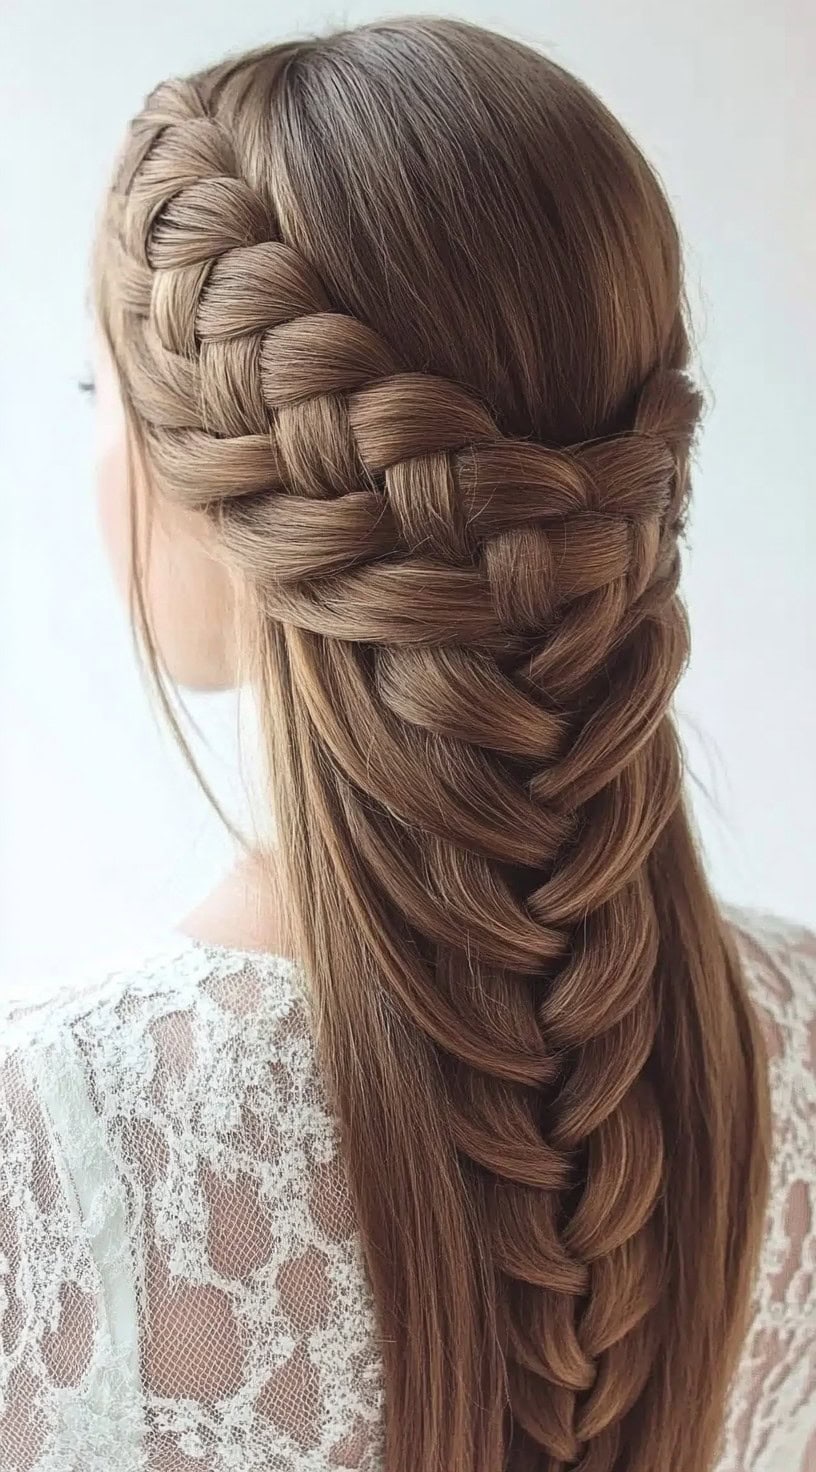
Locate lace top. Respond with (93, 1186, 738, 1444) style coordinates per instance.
(0, 908, 813, 1472)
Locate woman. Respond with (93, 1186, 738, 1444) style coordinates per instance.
(1, 18, 813, 1472)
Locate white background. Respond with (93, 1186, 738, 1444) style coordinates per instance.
(1, 0, 814, 989)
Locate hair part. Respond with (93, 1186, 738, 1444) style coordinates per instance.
(95, 18, 770, 1471)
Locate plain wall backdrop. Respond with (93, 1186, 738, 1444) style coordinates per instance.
(1, 0, 814, 988)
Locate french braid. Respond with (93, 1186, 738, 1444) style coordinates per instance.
(96, 26, 769, 1472)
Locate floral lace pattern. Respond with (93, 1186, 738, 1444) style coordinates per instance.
(720, 911, 816, 1472)
(0, 909, 813, 1471)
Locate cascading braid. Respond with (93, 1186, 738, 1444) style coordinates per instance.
(95, 23, 769, 1472)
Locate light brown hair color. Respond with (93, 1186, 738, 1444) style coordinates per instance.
(95, 19, 770, 1470)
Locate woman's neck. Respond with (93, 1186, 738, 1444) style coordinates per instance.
(179, 848, 293, 957)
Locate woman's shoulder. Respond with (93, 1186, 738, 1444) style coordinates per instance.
(4, 908, 814, 1079)
(0, 937, 319, 1173)
(727, 902, 816, 966)
(725, 906, 815, 1129)
(725, 904, 816, 1049)
(719, 910, 816, 1468)
(0, 936, 306, 1058)
(725, 906, 814, 1334)
(725, 902, 815, 1158)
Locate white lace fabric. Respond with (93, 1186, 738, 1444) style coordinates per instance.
(0, 909, 813, 1471)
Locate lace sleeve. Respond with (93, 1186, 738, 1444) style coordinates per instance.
(718, 910, 816, 1472)
(0, 945, 384, 1472)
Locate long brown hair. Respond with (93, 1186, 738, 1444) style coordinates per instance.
(95, 19, 770, 1470)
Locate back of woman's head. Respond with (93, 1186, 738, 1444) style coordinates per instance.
(95, 18, 769, 1471)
